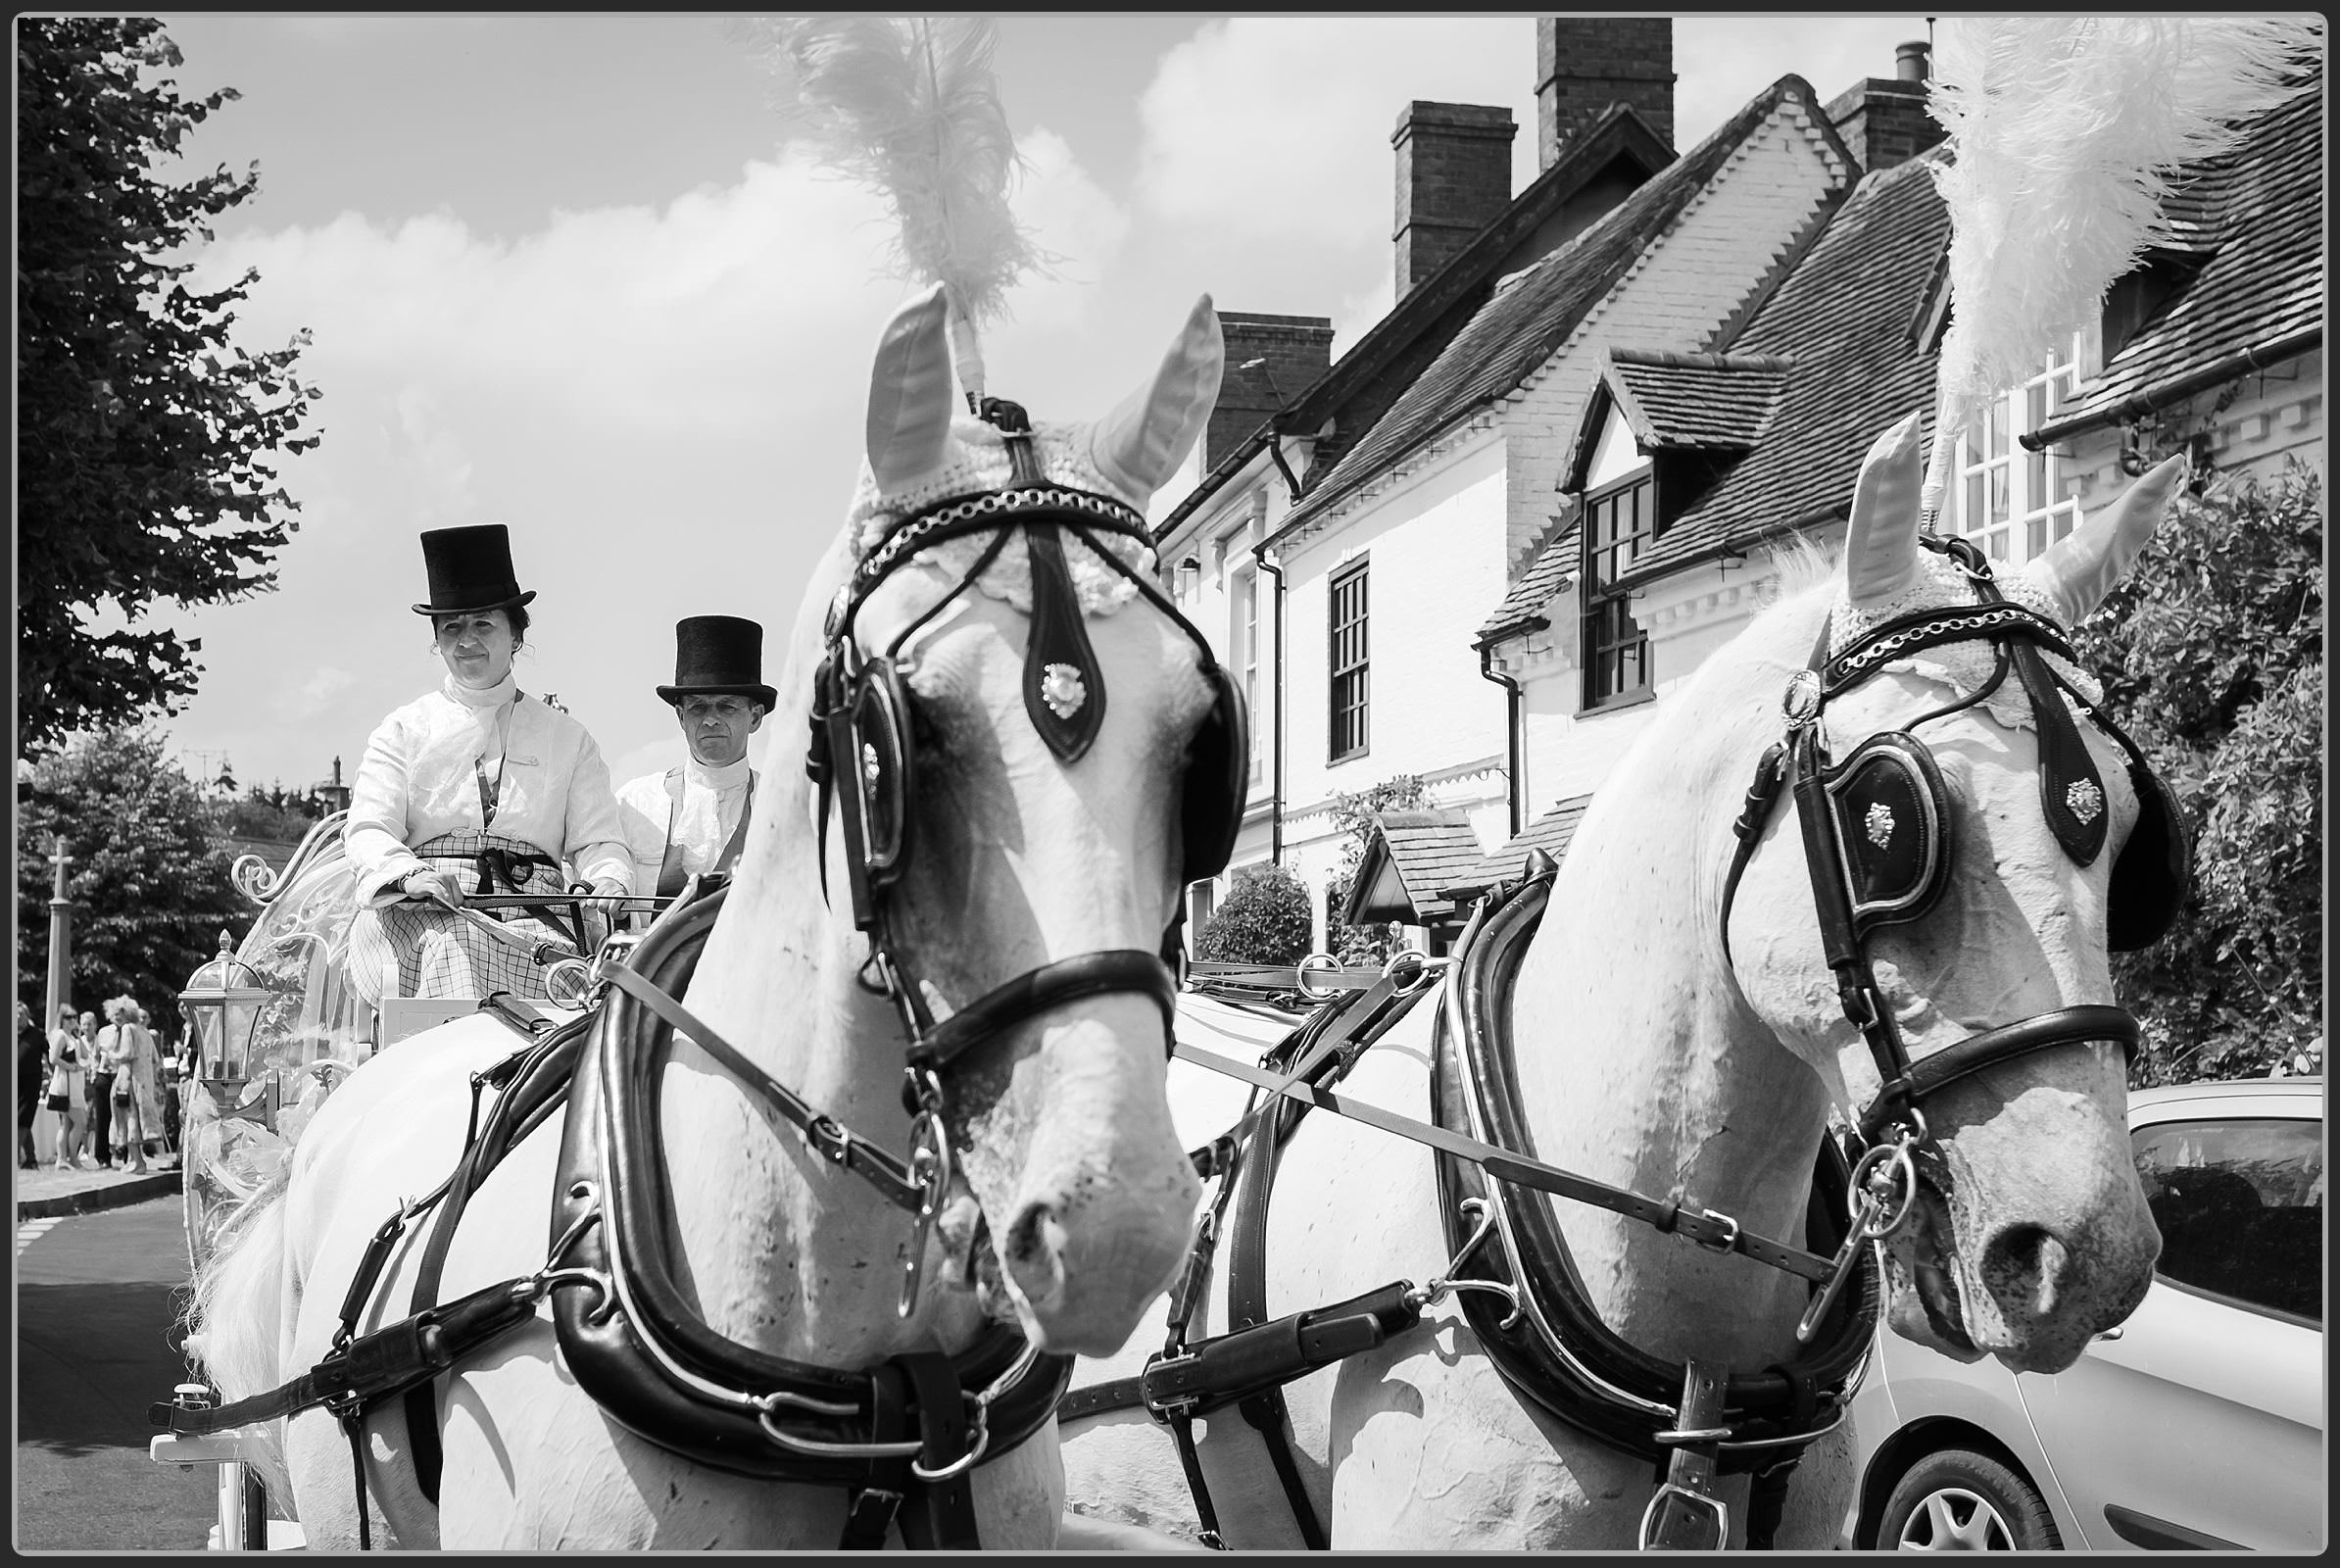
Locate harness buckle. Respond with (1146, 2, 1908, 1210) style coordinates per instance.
(907, 1394, 992, 1482)
(1638, 1480, 1731, 1551)
(804, 1115, 854, 1167)
(1683, 1207, 1741, 1256)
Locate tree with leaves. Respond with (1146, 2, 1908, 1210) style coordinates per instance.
(17, 728, 250, 1033)
(18, 18, 321, 754)
(2068, 463, 2323, 1083)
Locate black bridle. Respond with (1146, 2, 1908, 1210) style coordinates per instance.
(802, 399, 1246, 1309)
(1721, 533, 2189, 1148)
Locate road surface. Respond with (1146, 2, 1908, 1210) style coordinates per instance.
(17, 1197, 220, 1550)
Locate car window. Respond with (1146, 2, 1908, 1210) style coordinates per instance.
(2134, 1116, 2322, 1325)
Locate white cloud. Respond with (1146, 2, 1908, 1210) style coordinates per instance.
(1136, 19, 1537, 246)
(277, 665, 357, 722)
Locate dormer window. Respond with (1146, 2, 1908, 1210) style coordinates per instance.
(1578, 406, 1654, 710)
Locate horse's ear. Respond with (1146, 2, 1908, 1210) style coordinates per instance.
(866, 283, 958, 491)
(1842, 414, 1926, 611)
(1089, 295, 1224, 501)
(2020, 455, 2185, 624)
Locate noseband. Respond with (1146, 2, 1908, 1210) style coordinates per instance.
(1722, 534, 2191, 1146)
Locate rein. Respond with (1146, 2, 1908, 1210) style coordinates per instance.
(158, 881, 1077, 1551)
(1058, 539, 2182, 1551)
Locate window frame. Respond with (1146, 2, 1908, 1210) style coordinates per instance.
(1235, 566, 1262, 785)
(1328, 560, 1370, 764)
(1950, 339, 2084, 566)
(1579, 468, 1656, 711)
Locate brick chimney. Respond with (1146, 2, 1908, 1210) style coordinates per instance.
(1537, 17, 1674, 170)
(1826, 39, 1945, 174)
(1392, 102, 1517, 298)
(1205, 312, 1335, 473)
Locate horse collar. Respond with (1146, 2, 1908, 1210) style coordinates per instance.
(543, 885, 1074, 1520)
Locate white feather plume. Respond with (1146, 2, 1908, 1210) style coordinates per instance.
(750, 15, 1044, 402)
(1922, 16, 2320, 514)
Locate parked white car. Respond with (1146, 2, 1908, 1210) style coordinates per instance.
(1844, 1076, 2323, 1551)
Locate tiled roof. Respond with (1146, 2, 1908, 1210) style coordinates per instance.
(1156, 104, 1676, 540)
(2042, 71, 2323, 436)
(1477, 526, 1577, 642)
(1605, 349, 1794, 453)
(1620, 150, 1951, 583)
(1280, 76, 1834, 536)
(1624, 65, 2323, 584)
(1442, 794, 1595, 898)
(1343, 808, 1487, 924)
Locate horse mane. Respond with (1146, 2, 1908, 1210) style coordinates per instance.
(1548, 543, 1840, 972)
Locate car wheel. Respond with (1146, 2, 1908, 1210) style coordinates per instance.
(1877, 1448, 2061, 1550)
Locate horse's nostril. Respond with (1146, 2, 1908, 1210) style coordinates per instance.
(1002, 1200, 1069, 1311)
(1986, 1224, 2072, 1317)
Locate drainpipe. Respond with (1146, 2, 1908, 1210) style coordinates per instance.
(1252, 543, 1288, 864)
(1476, 621, 1545, 839)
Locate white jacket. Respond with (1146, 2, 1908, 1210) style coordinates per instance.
(614, 755, 757, 897)
(346, 674, 631, 904)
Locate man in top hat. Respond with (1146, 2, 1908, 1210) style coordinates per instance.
(613, 616, 774, 901)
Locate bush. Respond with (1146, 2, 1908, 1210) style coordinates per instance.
(2066, 461, 2322, 1083)
(1194, 863, 1312, 966)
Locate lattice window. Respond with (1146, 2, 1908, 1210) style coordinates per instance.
(1581, 473, 1654, 709)
(1952, 342, 2083, 564)
(1235, 567, 1261, 784)
(1329, 563, 1369, 762)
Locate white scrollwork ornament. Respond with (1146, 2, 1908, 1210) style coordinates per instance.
(1040, 662, 1088, 719)
(1865, 802, 1896, 849)
(2066, 778, 2105, 825)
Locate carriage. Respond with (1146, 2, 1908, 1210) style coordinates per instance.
(157, 810, 623, 1547)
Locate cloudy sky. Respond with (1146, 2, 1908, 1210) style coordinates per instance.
(142, 13, 1929, 798)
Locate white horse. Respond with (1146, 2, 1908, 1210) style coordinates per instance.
(1057, 415, 2183, 1550)
(188, 283, 1234, 1549)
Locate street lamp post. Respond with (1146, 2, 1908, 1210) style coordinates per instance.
(44, 835, 73, 1038)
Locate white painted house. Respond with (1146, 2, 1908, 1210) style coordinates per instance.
(1463, 48, 2322, 897)
(1157, 19, 1877, 949)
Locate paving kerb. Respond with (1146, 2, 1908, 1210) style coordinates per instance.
(18, 1165, 183, 1222)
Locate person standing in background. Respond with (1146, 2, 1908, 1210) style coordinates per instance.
(18, 1001, 45, 1169)
(90, 1002, 133, 1169)
(101, 999, 162, 1173)
(46, 1007, 90, 1170)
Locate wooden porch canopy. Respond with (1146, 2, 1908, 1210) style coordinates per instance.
(1342, 808, 1486, 928)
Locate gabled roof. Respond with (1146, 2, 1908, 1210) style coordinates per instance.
(1441, 794, 1594, 900)
(2033, 69, 2323, 445)
(1599, 348, 1794, 458)
(1277, 75, 1843, 539)
(1342, 808, 1486, 926)
(1615, 148, 1952, 584)
(1156, 104, 1677, 541)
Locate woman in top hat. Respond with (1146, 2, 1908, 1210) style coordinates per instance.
(612, 615, 773, 900)
(343, 524, 632, 1010)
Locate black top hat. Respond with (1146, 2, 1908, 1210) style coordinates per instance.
(410, 524, 538, 616)
(657, 615, 776, 710)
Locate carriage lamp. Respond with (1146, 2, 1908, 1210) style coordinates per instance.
(178, 929, 274, 1123)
